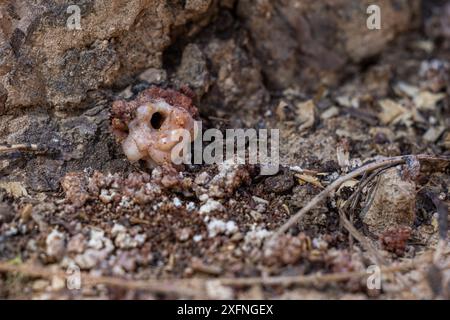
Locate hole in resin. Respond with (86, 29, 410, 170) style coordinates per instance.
(150, 112, 165, 129)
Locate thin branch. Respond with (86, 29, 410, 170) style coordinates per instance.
(0, 262, 204, 298)
(217, 252, 436, 287)
(0, 253, 436, 293)
(270, 154, 450, 243)
(339, 209, 386, 266)
(0, 144, 41, 153)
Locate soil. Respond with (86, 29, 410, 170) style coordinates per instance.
(0, 0, 449, 299)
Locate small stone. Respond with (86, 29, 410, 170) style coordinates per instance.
(177, 228, 191, 242)
(176, 44, 210, 97)
(173, 197, 182, 208)
(243, 226, 272, 250)
(75, 249, 102, 269)
(264, 170, 295, 194)
(423, 126, 446, 143)
(138, 68, 167, 84)
(67, 234, 86, 254)
(195, 172, 210, 185)
(111, 223, 127, 236)
(380, 226, 411, 256)
(19, 204, 33, 222)
(115, 252, 137, 272)
(0, 202, 14, 224)
(115, 232, 138, 249)
(186, 202, 196, 211)
(99, 189, 115, 204)
(206, 280, 234, 299)
(61, 172, 89, 207)
(249, 210, 262, 221)
(255, 203, 266, 213)
(51, 276, 66, 291)
(207, 219, 238, 237)
(321, 106, 340, 120)
(230, 232, 244, 242)
(414, 91, 445, 110)
(199, 199, 224, 214)
(88, 229, 107, 250)
(32, 280, 49, 291)
(378, 99, 406, 125)
(373, 131, 390, 144)
(134, 233, 147, 246)
(361, 167, 416, 236)
(443, 132, 450, 150)
(252, 196, 269, 205)
(296, 100, 315, 131)
(46, 229, 66, 260)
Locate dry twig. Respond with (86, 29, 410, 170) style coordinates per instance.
(217, 252, 437, 287)
(338, 209, 386, 266)
(271, 154, 450, 242)
(0, 251, 441, 294)
(0, 261, 204, 298)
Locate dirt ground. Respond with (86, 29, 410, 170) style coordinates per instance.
(0, 0, 450, 299)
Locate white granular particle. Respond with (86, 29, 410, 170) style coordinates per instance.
(207, 219, 238, 237)
(193, 234, 203, 242)
(243, 225, 272, 250)
(111, 223, 126, 236)
(186, 202, 196, 211)
(173, 197, 182, 207)
(199, 199, 224, 214)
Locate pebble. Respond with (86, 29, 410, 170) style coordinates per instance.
(249, 210, 262, 221)
(264, 170, 295, 194)
(32, 280, 49, 291)
(51, 276, 66, 291)
(114, 232, 138, 249)
(252, 196, 269, 205)
(194, 172, 210, 185)
(0, 203, 14, 224)
(46, 229, 66, 260)
(88, 229, 107, 250)
(177, 228, 191, 242)
(75, 248, 107, 269)
(67, 234, 86, 254)
(207, 219, 238, 237)
(186, 202, 196, 211)
(199, 199, 224, 214)
(173, 197, 182, 208)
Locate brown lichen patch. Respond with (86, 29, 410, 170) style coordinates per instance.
(380, 226, 412, 256)
(60, 172, 90, 208)
(263, 233, 311, 266)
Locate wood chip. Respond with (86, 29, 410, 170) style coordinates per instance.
(414, 91, 445, 110)
(378, 99, 407, 125)
(423, 126, 446, 143)
(276, 100, 289, 121)
(296, 100, 315, 131)
(443, 132, 450, 150)
(321, 106, 340, 120)
(393, 82, 419, 98)
(0, 181, 28, 198)
(295, 173, 324, 188)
